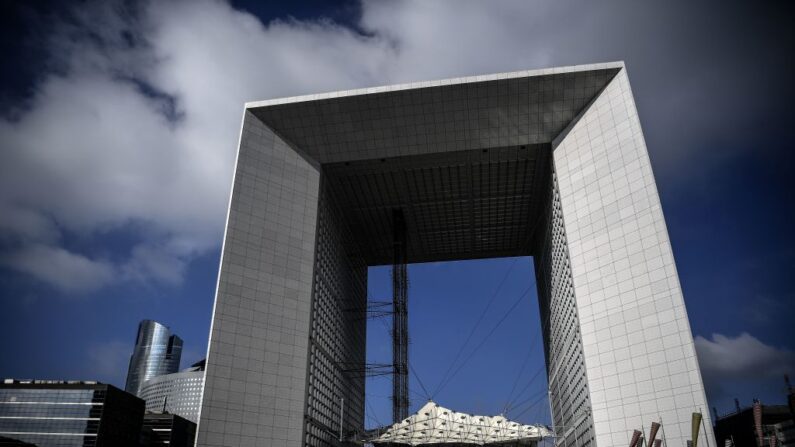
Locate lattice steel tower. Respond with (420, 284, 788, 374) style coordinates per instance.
(391, 209, 409, 423)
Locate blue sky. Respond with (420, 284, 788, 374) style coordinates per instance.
(365, 258, 548, 426)
(0, 0, 793, 429)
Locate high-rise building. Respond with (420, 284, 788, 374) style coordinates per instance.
(139, 360, 205, 423)
(0, 379, 144, 447)
(196, 62, 714, 447)
(125, 320, 183, 397)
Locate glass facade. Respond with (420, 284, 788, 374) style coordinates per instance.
(125, 320, 183, 397)
(0, 382, 144, 447)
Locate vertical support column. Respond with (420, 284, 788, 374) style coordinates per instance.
(391, 209, 409, 423)
(197, 112, 320, 447)
(552, 68, 714, 446)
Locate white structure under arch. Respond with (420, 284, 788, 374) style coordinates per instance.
(361, 401, 552, 446)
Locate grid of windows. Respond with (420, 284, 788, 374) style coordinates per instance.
(0, 388, 101, 447)
(304, 180, 367, 447)
(534, 169, 594, 447)
(0, 384, 142, 447)
(139, 371, 204, 423)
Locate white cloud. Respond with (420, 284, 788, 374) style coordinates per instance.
(0, 0, 785, 294)
(695, 332, 795, 383)
(0, 0, 395, 294)
(0, 244, 115, 293)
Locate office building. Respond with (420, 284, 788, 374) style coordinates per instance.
(0, 379, 143, 447)
(141, 413, 196, 447)
(125, 320, 183, 397)
(139, 360, 205, 423)
(714, 400, 792, 447)
(196, 62, 713, 447)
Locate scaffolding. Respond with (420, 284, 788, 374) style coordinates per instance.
(392, 209, 409, 423)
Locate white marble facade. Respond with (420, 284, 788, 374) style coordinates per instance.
(197, 62, 712, 447)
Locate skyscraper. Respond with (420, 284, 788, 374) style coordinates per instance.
(125, 320, 183, 397)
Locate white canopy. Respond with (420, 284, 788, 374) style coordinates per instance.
(363, 401, 552, 445)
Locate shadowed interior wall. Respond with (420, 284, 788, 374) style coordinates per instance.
(534, 165, 594, 446)
(303, 178, 367, 445)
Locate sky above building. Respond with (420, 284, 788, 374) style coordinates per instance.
(0, 0, 793, 428)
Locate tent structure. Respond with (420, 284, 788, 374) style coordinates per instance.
(358, 401, 552, 446)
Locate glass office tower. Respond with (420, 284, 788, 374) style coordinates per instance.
(125, 320, 183, 397)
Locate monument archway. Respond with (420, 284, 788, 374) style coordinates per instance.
(196, 62, 713, 447)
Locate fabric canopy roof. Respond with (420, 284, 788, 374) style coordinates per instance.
(361, 401, 552, 445)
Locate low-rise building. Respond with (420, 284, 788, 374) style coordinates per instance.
(0, 379, 144, 447)
(139, 360, 204, 423)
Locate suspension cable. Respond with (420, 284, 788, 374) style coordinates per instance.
(430, 257, 521, 397)
(511, 389, 548, 420)
(504, 343, 534, 411)
(503, 274, 560, 415)
(409, 363, 431, 400)
(507, 387, 547, 416)
(505, 363, 546, 413)
(433, 280, 534, 397)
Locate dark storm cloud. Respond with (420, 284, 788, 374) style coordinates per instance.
(0, 0, 791, 296)
(360, 1, 795, 180)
